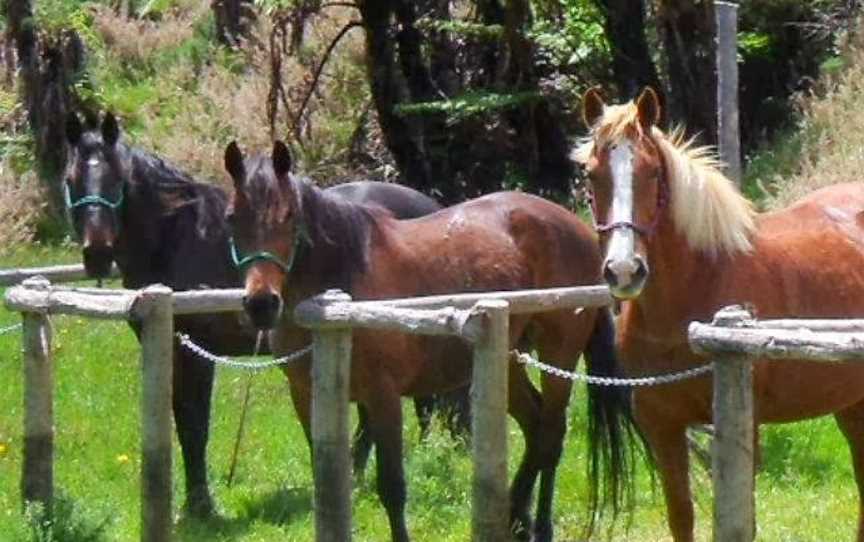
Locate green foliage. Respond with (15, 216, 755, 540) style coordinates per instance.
(530, 0, 609, 71)
(738, 31, 774, 59)
(415, 18, 503, 41)
(394, 91, 542, 124)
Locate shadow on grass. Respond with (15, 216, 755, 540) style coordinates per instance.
(18, 493, 111, 542)
(177, 486, 312, 539)
(238, 485, 312, 526)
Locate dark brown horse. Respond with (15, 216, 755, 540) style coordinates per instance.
(62, 112, 457, 517)
(577, 87, 864, 541)
(224, 140, 637, 541)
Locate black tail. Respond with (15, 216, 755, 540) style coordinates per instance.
(583, 307, 643, 536)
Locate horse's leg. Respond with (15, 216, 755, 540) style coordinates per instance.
(507, 361, 543, 540)
(634, 397, 694, 542)
(173, 344, 216, 517)
(412, 395, 436, 441)
(532, 317, 589, 542)
(352, 404, 374, 477)
(835, 401, 864, 542)
(445, 385, 472, 442)
(366, 386, 411, 542)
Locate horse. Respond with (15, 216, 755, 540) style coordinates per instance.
(62, 112, 459, 517)
(576, 86, 864, 541)
(223, 139, 638, 542)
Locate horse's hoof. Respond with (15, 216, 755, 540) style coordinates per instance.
(534, 522, 553, 542)
(184, 492, 216, 519)
(511, 516, 534, 541)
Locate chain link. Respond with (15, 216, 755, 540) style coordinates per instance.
(0, 322, 22, 335)
(176, 333, 311, 371)
(513, 351, 713, 387)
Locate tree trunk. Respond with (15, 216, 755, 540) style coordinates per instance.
(7, 0, 86, 220)
(594, 0, 663, 101)
(658, 0, 716, 144)
(212, 0, 256, 47)
(358, 0, 573, 203)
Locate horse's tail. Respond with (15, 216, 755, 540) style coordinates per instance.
(583, 307, 644, 535)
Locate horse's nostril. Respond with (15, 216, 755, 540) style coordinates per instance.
(633, 257, 649, 282)
(243, 292, 282, 330)
(603, 263, 619, 288)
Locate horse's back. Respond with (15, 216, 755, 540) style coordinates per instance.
(326, 181, 441, 218)
(371, 191, 600, 296)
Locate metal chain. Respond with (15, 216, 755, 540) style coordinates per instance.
(0, 322, 22, 335)
(513, 351, 713, 387)
(176, 333, 311, 371)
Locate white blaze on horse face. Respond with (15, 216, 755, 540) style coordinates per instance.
(604, 140, 639, 286)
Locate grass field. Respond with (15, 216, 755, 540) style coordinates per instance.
(0, 245, 859, 541)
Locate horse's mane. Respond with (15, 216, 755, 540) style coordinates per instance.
(573, 102, 756, 255)
(123, 143, 228, 238)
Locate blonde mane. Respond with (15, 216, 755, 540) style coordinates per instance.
(574, 102, 756, 255)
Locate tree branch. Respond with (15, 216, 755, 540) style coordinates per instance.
(292, 20, 362, 141)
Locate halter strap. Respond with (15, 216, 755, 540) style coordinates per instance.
(229, 222, 312, 275)
(64, 182, 125, 211)
(590, 135, 669, 237)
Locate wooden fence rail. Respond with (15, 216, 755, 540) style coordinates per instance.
(3, 277, 173, 542)
(3, 277, 613, 542)
(0, 263, 118, 287)
(688, 305, 864, 542)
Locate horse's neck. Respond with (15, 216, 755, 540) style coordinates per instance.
(624, 218, 730, 345)
(288, 183, 375, 299)
(116, 150, 222, 288)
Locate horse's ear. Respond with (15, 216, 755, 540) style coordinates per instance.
(272, 140, 292, 178)
(66, 113, 82, 146)
(102, 112, 120, 146)
(636, 87, 661, 132)
(582, 86, 606, 128)
(224, 141, 245, 186)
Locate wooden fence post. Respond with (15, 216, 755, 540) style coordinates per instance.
(716, 0, 741, 184)
(20, 276, 53, 517)
(712, 352, 754, 542)
(138, 285, 174, 542)
(470, 299, 510, 542)
(311, 290, 353, 542)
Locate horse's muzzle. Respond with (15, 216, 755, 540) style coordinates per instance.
(82, 244, 114, 279)
(603, 255, 648, 299)
(243, 292, 283, 330)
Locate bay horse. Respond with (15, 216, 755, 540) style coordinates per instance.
(62, 112, 458, 517)
(577, 87, 864, 541)
(224, 139, 638, 542)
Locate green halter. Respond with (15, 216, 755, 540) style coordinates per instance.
(64, 182, 125, 215)
(229, 222, 311, 275)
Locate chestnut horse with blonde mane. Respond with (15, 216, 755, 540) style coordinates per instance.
(223, 140, 638, 542)
(577, 87, 864, 541)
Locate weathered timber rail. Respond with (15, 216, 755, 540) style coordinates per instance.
(4, 277, 172, 542)
(0, 263, 118, 287)
(688, 305, 864, 542)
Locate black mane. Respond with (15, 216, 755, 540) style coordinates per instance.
(123, 143, 229, 239)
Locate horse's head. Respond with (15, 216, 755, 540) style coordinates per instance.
(225, 140, 304, 330)
(65, 112, 126, 279)
(579, 87, 667, 300)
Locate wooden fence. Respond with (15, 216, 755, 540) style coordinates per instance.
(2, 276, 615, 541)
(688, 305, 864, 542)
(0, 263, 118, 287)
(293, 285, 613, 542)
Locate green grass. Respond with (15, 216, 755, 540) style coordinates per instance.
(0, 245, 859, 541)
